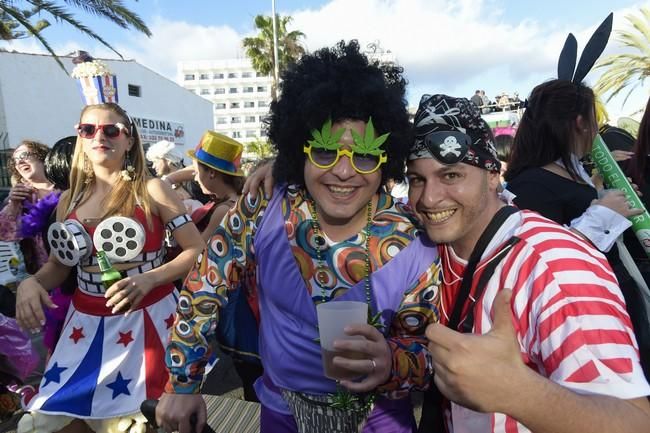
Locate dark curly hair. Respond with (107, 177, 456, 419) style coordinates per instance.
(45, 136, 76, 190)
(267, 40, 411, 186)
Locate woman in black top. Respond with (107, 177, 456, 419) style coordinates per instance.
(505, 80, 638, 228)
(505, 79, 650, 379)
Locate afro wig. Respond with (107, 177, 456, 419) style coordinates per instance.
(267, 40, 411, 186)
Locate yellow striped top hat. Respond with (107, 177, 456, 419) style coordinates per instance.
(187, 131, 245, 176)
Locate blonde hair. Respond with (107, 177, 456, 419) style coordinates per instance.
(594, 94, 609, 127)
(60, 103, 153, 226)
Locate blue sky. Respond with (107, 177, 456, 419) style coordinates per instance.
(3, 0, 647, 118)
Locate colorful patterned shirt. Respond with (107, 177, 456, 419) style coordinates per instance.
(440, 210, 650, 433)
(166, 186, 441, 398)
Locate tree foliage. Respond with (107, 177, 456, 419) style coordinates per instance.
(0, 0, 150, 71)
(594, 7, 650, 106)
(242, 14, 305, 100)
(245, 137, 275, 160)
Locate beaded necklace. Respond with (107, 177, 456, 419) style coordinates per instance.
(308, 198, 373, 304)
(307, 197, 378, 413)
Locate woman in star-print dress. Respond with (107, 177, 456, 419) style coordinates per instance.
(14, 103, 204, 433)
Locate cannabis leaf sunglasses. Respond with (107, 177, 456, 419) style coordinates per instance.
(303, 117, 389, 175)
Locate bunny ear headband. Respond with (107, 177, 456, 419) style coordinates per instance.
(557, 12, 613, 83)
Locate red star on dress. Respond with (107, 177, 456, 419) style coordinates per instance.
(164, 313, 175, 329)
(117, 331, 134, 347)
(69, 327, 85, 344)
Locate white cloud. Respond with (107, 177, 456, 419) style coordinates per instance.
(1, 0, 645, 116)
(115, 16, 245, 79)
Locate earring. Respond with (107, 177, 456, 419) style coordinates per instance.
(83, 154, 94, 185)
(120, 151, 136, 181)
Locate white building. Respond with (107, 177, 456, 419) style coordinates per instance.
(177, 59, 273, 148)
(0, 51, 213, 188)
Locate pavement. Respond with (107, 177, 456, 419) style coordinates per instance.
(1, 344, 424, 433)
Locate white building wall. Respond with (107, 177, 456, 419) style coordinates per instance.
(0, 52, 212, 160)
(177, 59, 273, 157)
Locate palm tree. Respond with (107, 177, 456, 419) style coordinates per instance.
(242, 14, 305, 100)
(594, 7, 650, 105)
(0, 0, 151, 71)
(245, 138, 275, 160)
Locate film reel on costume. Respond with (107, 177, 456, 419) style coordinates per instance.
(93, 216, 145, 263)
(47, 220, 93, 266)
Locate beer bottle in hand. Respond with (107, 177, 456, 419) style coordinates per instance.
(97, 250, 122, 291)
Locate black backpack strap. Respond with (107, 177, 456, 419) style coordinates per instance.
(447, 205, 518, 330)
(418, 206, 519, 433)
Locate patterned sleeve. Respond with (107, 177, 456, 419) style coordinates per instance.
(165, 191, 268, 394)
(377, 260, 442, 398)
(0, 203, 20, 241)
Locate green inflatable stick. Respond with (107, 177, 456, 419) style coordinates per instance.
(591, 134, 650, 258)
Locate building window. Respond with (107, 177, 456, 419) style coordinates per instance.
(214, 88, 225, 94)
(128, 84, 141, 97)
(242, 72, 253, 78)
(216, 117, 228, 124)
(244, 101, 255, 108)
(259, 115, 267, 122)
(213, 73, 224, 79)
(230, 102, 240, 109)
(228, 72, 238, 78)
(215, 103, 226, 109)
(243, 87, 254, 93)
(200, 89, 210, 95)
(232, 131, 241, 138)
(256, 72, 265, 77)
(229, 88, 238, 94)
(257, 86, 267, 92)
(184, 74, 195, 80)
(245, 116, 256, 123)
(199, 73, 209, 80)
(258, 100, 268, 108)
(246, 130, 257, 138)
(260, 129, 267, 137)
(231, 117, 241, 124)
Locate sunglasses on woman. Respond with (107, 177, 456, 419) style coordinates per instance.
(76, 123, 128, 139)
(13, 151, 38, 163)
(303, 145, 387, 174)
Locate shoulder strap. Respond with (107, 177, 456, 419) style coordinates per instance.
(448, 205, 518, 330)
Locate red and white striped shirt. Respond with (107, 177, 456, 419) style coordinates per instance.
(439, 210, 650, 433)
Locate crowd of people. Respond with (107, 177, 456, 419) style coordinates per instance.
(0, 14, 648, 433)
(470, 90, 523, 113)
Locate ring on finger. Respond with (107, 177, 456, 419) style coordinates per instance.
(369, 359, 377, 374)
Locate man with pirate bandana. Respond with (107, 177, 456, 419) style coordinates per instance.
(408, 94, 650, 433)
(157, 41, 442, 433)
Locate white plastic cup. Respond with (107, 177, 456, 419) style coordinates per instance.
(316, 301, 368, 379)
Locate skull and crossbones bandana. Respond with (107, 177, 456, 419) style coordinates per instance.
(409, 94, 501, 172)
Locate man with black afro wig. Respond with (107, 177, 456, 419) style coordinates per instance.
(268, 40, 411, 187)
(158, 40, 441, 433)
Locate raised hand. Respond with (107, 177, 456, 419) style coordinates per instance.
(426, 289, 531, 413)
(242, 159, 275, 200)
